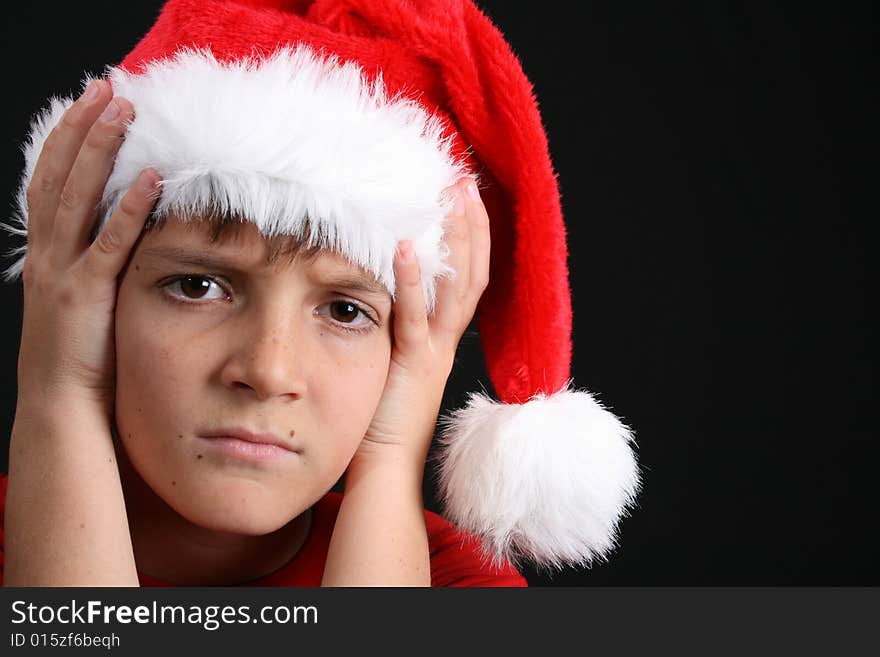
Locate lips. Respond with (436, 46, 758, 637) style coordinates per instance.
(198, 426, 300, 454)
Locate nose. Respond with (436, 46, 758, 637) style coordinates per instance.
(219, 309, 308, 402)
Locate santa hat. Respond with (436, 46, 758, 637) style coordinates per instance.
(3, 0, 640, 570)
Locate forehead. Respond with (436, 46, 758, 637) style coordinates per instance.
(138, 217, 389, 297)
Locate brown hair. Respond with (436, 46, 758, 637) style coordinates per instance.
(144, 207, 325, 266)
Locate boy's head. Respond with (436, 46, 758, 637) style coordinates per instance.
(114, 213, 393, 533)
(6, 0, 641, 570)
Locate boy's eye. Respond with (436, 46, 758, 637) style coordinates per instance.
(329, 301, 361, 323)
(164, 275, 227, 301)
(322, 300, 376, 331)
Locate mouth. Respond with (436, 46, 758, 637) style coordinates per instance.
(196, 427, 301, 461)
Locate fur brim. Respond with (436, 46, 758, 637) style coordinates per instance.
(434, 383, 642, 570)
(4, 45, 470, 312)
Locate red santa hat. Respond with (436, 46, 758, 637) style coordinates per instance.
(5, 0, 641, 570)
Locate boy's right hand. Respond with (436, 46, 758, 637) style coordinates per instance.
(16, 78, 160, 415)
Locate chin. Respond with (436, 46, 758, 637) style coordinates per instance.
(189, 511, 295, 537)
(118, 440, 309, 536)
(182, 472, 312, 535)
(131, 463, 307, 536)
(171, 488, 305, 536)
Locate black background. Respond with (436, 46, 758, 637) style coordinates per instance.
(0, 2, 874, 586)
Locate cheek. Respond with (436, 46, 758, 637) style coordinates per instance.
(117, 318, 190, 411)
(114, 292, 207, 461)
(312, 336, 391, 454)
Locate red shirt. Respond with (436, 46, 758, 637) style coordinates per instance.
(0, 473, 526, 587)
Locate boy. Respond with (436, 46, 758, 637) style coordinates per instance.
(1, 0, 640, 586)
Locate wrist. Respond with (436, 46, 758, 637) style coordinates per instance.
(349, 438, 427, 475)
(345, 445, 427, 494)
(324, 449, 431, 587)
(17, 377, 113, 411)
(13, 394, 113, 440)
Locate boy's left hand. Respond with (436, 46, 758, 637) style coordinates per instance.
(354, 177, 491, 472)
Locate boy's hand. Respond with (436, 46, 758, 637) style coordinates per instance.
(17, 79, 161, 415)
(355, 177, 491, 471)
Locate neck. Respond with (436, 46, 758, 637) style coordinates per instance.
(115, 441, 311, 585)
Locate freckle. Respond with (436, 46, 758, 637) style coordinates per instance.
(171, 481, 176, 486)
(178, 434, 183, 439)
(135, 265, 140, 271)
(197, 454, 203, 459)
(137, 408, 142, 413)
(80, 523, 85, 529)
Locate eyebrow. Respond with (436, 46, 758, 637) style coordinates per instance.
(139, 246, 390, 299)
(315, 274, 390, 299)
(140, 246, 242, 270)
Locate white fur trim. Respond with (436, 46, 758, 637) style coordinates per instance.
(434, 383, 641, 570)
(3, 46, 471, 312)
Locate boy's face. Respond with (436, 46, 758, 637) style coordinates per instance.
(114, 218, 393, 534)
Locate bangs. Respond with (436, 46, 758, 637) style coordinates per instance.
(144, 207, 324, 266)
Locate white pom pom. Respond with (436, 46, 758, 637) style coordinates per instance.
(434, 383, 641, 570)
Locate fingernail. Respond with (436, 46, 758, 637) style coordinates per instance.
(138, 169, 159, 192)
(100, 99, 120, 122)
(82, 80, 100, 102)
(466, 180, 480, 201)
(398, 240, 414, 262)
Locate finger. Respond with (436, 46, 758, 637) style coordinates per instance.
(429, 181, 471, 338)
(463, 178, 491, 306)
(25, 79, 112, 251)
(51, 96, 135, 268)
(80, 168, 161, 282)
(391, 240, 430, 359)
